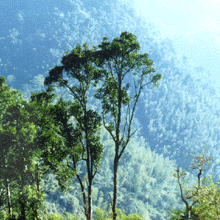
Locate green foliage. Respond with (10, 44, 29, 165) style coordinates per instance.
(0, 76, 48, 220)
(47, 211, 64, 220)
(169, 147, 218, 220)
(166, 207, 200, 220)
(1, 29, 163, 219)
(63, 211, 85, 220)
(187, 177, 220, 219)
(3, 0, 220, 219)
(95, 207, 145, 220)
(29, 89, 78, 192)
(0, 208, 145, 220)
(94, 32, 162, 120)
(38, 32, 109, 220)
(93, 31, 162, 219)
(166, 208, 186, 220)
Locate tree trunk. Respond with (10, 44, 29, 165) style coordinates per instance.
(112, 157, 119, 220)
(76, 174, 88, 219)
(88, 180, 92, 220)
(18, 193, 26, 220)
(6, 178, 11, 217)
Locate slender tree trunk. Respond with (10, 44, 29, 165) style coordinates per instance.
(4, 157, 12, 216)
(76, 174, 88, 219)
(18, 184, 26, 220)
(18, 195, 26, 220)
(185, 204, 189, 220)
(6, 178, 11, 217)
(84, 104, 94, 220)
(34, 163, 40, 219)
(86, 154, 93, 220)
(88, 179, 92, 220)
(112, 157, 119, 220)
(36, 163, 40, 192)
(18, 167, 26, 220)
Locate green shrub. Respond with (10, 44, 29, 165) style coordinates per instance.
(0, 206, 146, 219)
(95, 207, 145, 220)
(166, 206, 200, 220)
(47, 211, 64, 220)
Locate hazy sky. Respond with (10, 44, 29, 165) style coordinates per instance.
(131, 0, 220, 85)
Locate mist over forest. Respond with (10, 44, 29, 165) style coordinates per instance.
(1, 0, 220, 219)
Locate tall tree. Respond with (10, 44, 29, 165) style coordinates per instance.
(0, 76, 46, 219)
(37, 42, 104, 220)
(94, 31, 162, 219)
(0, 76, 19, 217)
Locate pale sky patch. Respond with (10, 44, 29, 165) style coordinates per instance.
(131, 0, 220, 85)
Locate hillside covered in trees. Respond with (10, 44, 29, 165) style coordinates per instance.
(1, 0, 220, 219)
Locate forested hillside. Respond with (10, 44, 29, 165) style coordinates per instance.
(1, 0, 220, 219)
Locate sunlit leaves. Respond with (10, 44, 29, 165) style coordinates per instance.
(171, 149, 216, 219)
(186, 177, 220, 219)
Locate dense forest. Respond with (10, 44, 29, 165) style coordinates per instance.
(1, 0, 220, 219)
